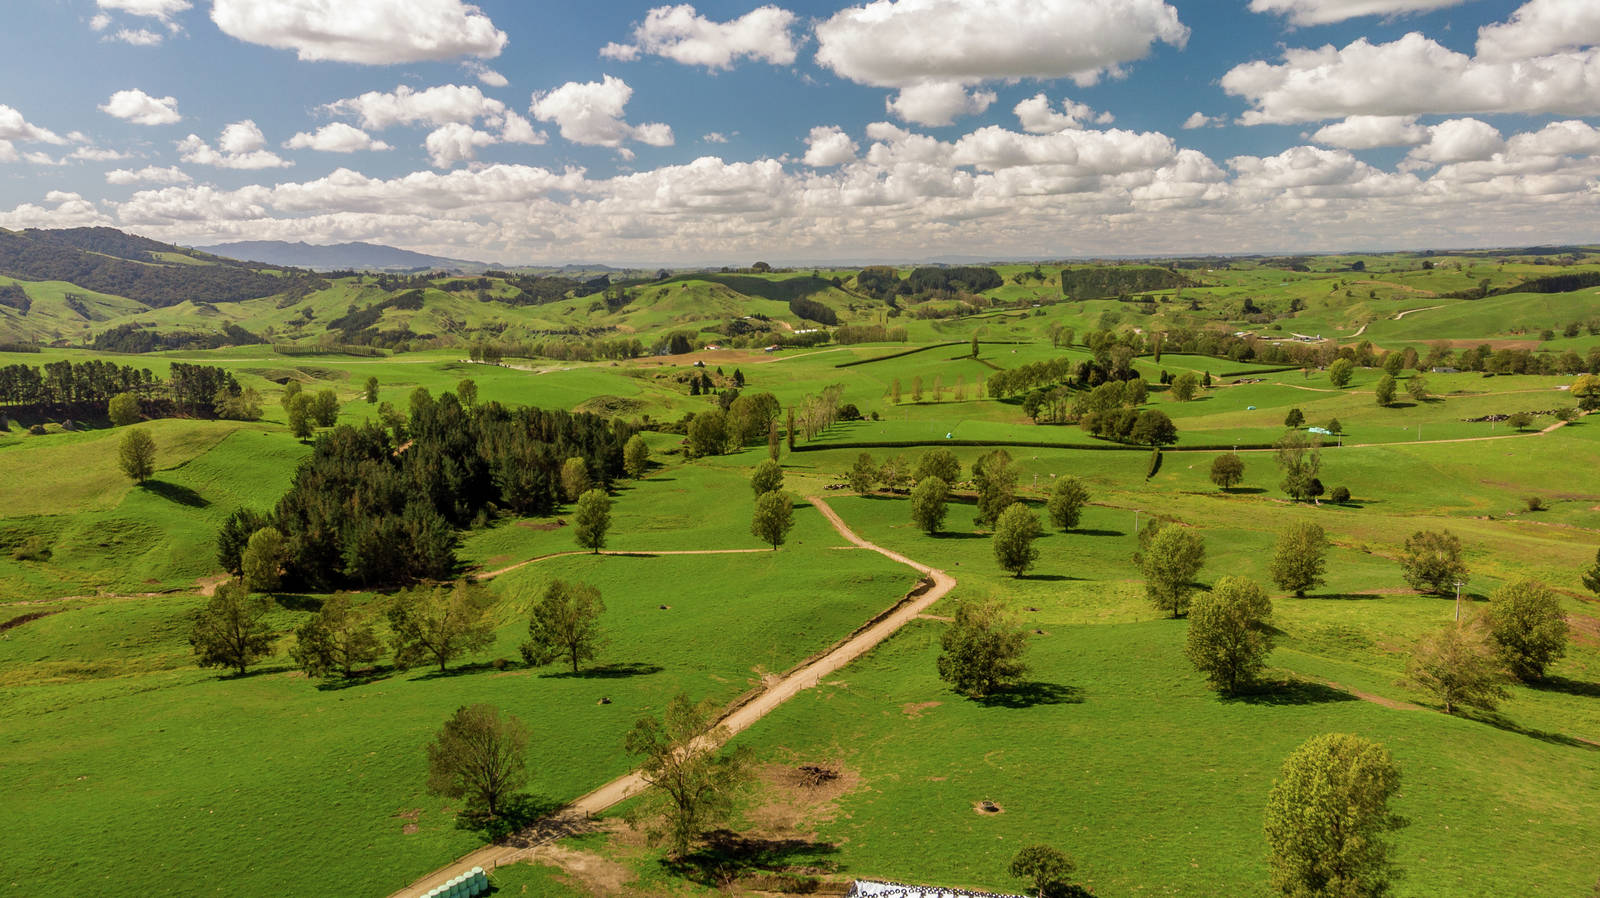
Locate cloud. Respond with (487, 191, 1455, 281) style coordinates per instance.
(1247, 0, 1470, 26)
(497, 112, 547, 146)
(531, 75, 674, 150)
(0, 105, 66, 144)
(285, 122, 393, 153)
(1014, 94, 1112, 133)
(1181, 112, 1221, 130)
(70, 146, 135, 162)
(463, 61, 509, 87)
(1403, 117, 1506, 167)
(1476, 0, 1600, 61)
(179, 120, 292, 169)
(424, 123, 498, 168)
(0, 144, 63, 166)
(600, 4, 799, 71)
(211, 0, 507, 64)
(0, 192, 112, 229)
(107, 165, 193, 185)
(110, 28, 165, 45)
(1311, 114, 1429, 148)
(1222, 32, 1600, 123)
(90, 13, 113, 30)
(703, 132, 729, 144)
(324, 84, 507, 132)
(100, 89, 181, 126)
(886, 82, 996, 127)
(816, 0, 1187, 123)
(803, 126, 858, 166)
(97, 0, 191, 22)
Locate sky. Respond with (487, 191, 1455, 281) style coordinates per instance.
(1, 0, 1599, 265)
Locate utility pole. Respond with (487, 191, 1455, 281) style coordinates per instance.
(1454, 580, 1464, 623)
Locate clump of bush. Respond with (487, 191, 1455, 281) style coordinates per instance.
(11, 536, 51, 562)
(1526, 496, 1546, 512)
(1330, 486, 1351, 504)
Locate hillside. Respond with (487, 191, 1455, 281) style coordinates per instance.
(194, 240, 492, 274)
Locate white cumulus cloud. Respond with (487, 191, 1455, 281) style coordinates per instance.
(600, 4, 799, 71)
(285, 122, 393, 153)
(179, 120, 292, 169)
(0, 105, 66, 144)
(106, 165, 193, 185)
(100, 89, 181, 126)
(803, 126, 858, 166)
(97, 0, 190, 21)
(110, 28, 165, 46)
(463, 61, 509, 87)
(1476, 0, 1600, 62)
(1311, 114, 1429, 148)
(1014, 93, 1110, 133)
(425, 123, 498, 168)
(1248, 0, 1471, 26)
(70, 146, 134, 162)
(324, 84, 507, 131)
(531, 75, 674, 150)
(886, 82, 995, 127)
(211, 0, 507, 64)
(1403, 117, 1506, 167)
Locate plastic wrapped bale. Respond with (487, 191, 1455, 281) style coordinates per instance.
(469, 868, 488, 895)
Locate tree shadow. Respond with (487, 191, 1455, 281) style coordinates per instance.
(312, 666, 400, 690)
(141, 479, 208, 508)
(223, 663, 296, 680)
(661, 829, 840, 889)
(1067, 528, 1125, 537)
(1535, 676, 1600, 699)
(1307, 592, 1384, 601)
(1223, 487, 1267, 495)
(1018, 573, 1073, 582)
(975, 681, 1084, 709)
(456, 793, 565, 842)
(539, 661, 664, 680)
(1461, 709, 1599, 751)
(1232, 679, 1360, 706)
(931, 531, 988, 540)
(413, 660, 500, 680)
(272, 593, 323, 612)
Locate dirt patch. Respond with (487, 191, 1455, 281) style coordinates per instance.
(746, 761, 862, 835)
(395, 808, 422, 821)
(901, 701, 941, 719)
(973, 800, 1005, 815)
(515, 519, 567, 532)
(401, 824, 419, 835)
(1568, 614, 1600, 649)
(195, 575, 230, 597)
(523, 842, 639, 897)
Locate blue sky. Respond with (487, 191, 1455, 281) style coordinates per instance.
(1, 0, 1596, 264)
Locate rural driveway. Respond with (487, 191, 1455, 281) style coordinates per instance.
(384, 495, 956, 898)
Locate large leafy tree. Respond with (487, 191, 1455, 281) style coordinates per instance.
(388, 581, 495, 673)
(1485, 580, 1568, 683)
(240, 526, 286, 594)
(1270, 522, 1328, 598)
(1404, 621, 1508, 714)
(992, 502, 1042, 578)
(118, 428, 156, 483)
(749, 458, 784, 496)
(751, 489, 794, 550)
(573, 489, 612, 554)
(521, 580, 606, 674)
(1275, 431, 1322, 502)
(624, 692, 749, 859)
(1209, 453, 1244, 491)
(909, 475, 949, 535)
(1046, 476, 1090, 531)
(936, 599, 1029, 698)
(1010, 845, 1087, 898)
(1264, 733, 1406, 898)
(1580, 547, 1600, 598)
(624, 433, 650, 479)
(847, 451, 878, 495)
(1398, 530, 1468, 595)
(1185, 576, 1274, 695)
(913, 448, 961, 485)
(291, 595, 382, 679)
(1141, 524, 1207, 618)
(190, 581, 276, 677)
(426, 704, 530, 820)
(972, 448, 1017, 528)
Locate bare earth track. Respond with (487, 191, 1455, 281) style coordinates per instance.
(383, 495, 956, 898)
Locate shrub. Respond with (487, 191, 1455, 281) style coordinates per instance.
(1525, 496, 1546, 512)
(1330, 486, 1351, 504)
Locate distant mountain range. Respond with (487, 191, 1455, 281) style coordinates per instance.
(192, 240, 496, 273)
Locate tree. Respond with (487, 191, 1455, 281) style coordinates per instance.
(687, 409, 728, 457)
(309, 389, 340, 427)
(108, 391, 141, 426)
(1330, 486, 1351, 504)
(1583, 548, 1600, 597)
(573, 489, 612, 554)
(913, 448, 961, 485)
(1275, 431, 1322, 502)
(521, 579, 606, 674)
(388, 581, 496, 673)
(1141, 524, 1206, 618)
(560, 457, 592, 503)
(993, 503, 1042, 578)
(217, 507, 271, 575)
(1130, 409, 1179, 446)
(1046, 476, 1090, 531)
(1406, 375, 1429, 402)
(118, 427, 156, 483)
(936, 599, 1028, 698)
(847, 451, 878, 495)
(1171, 372, 1199, 401)
(1327, 417, 1343, 436)
(970, 333, 980, 358)
(1382, 352, 1404, 376)
(1210, 453, 1245, 491)
(1374, 374, 1397, 407)
(1398, 530, 1468, 595)
(750, 458, 784, 496)
(972, 449, 1017, 528)
(1186, 576, 1274, 695)
(364, 376, 379, 403)
(910, 476, 949, 535)
(1264, 733, 1406, 898)
(1404, 620, 1508, 713)
(456, 378, 478, 408)
(1506, 411, 1534, 431)
(287, 391, 314, 440)
(1010, 845, 1083, 898)
(1485, 580, 1568, 683)
(426, 704, 529, 820)
(190, 581, 276, 677)
(1328, 358, 1355, 388)
(291, 595, 382, 679)
(751, 489, 794, 550)
(625, 692, 749, 858)
(281, 380, 302, 413)
(1285, 408, 1305, 428)
(624, 433, 650, 479)
(1270, 522, 1328, 597)
(240, 526, 285, 593)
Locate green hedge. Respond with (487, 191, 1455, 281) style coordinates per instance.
(793, 438, 1277, 453)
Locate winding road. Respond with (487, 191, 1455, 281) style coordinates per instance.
(383, 495, 956, 898)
